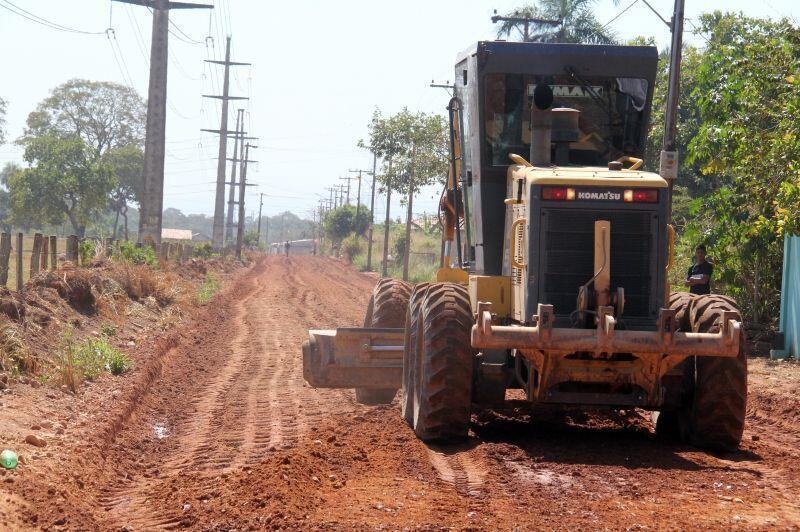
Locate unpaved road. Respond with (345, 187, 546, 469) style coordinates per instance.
(7, 256, 800, 530)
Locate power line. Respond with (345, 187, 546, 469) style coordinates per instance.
(0, 0, 105, 35)
(600, 0, 639, 31)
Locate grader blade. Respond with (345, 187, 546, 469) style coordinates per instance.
(302, 328, 404, 389)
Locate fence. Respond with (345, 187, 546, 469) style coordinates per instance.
(771, 235, 800, 359)
(0, 232, 197, 293)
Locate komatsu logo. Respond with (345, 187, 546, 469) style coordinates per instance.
(576, 190, 621, 201)
(528, 85, 604, 98)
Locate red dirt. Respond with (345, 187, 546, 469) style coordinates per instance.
(2, 256, 799, 530)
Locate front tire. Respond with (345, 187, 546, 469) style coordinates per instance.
(355, 278, 411, 405)
(412, 283, 475, 441)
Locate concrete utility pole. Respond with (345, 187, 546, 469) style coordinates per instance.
(340, 174, 357, 205)
(235, 143, 257, 259)
(366, 150, 378, 271)
(348, 168, 369, 237)
(204, 37, 250, 249)
(225, 109, 244, 243)
(256, 192, 265, 245)
(114, 0, 212, 245)
(660, 0, 685, 223)
(490, 9, 560, 41)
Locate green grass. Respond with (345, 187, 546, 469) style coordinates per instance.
(54, 333, 132, 391)
(197, 272, 221, 304)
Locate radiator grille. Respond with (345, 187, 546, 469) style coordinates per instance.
(541, 209, 655, 318)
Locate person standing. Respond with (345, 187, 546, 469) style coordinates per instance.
(284, 241, 290, 256)
(685, 244, 713, 295)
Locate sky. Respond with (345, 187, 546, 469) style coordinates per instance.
(0, 0, 797, 222)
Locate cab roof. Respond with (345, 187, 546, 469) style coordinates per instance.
(509, 164, 668, 188)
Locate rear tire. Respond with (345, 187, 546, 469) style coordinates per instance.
(685, 295, 747, 451)
(412, 283, 475, 441)
(401, 283, 430, 425)
(355, 278, 411, 405)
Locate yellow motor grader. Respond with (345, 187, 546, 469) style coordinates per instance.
(303, 40, 746, 451)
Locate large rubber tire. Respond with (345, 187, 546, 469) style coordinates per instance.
(684, 294, 747, 451)
(355, 278, 412, 405)
(654, 292, 698, 439)
(412, 283, 475, 441)
(401, 283, 430, 425)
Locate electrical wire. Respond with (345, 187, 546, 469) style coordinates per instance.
(0, 0, 104, 35)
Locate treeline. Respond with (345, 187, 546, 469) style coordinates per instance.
(642, 12, 800, 325)
(0, 81, 313, 245)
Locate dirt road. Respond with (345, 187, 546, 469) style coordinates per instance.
(9, 256, 800, 529)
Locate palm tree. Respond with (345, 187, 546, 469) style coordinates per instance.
(494, 0, 618, 44)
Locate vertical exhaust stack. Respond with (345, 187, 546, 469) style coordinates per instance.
(552, 108, 580, 166)
(530, 107, 552, 166)
(530, 84, 554, 166)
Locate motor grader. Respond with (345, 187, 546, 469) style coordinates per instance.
(303, 40, 746, 451)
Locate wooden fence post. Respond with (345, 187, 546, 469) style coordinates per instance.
(50, 236, 57, 271)
(175, 243, 184, 264)
(40, 236, 49, 271)
(30, 233, 43, 278)
(182, 244, 192, 262)
(0, 233, 10, 287)
(66, 235, 78, 264)
(160, 242, 170, 261)
(16, 233, 23, 292)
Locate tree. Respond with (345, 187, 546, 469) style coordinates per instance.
(22, 79, 145, 156)
(495, 0, 617, 44)
(322, 204, 370, 244)
(7, 134, 116, 237)
(681, 13, 800, 324)
(103, 144, 144, 240)
(360, 108, 448, 279)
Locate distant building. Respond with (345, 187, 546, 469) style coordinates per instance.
(161, 228, 193, 241)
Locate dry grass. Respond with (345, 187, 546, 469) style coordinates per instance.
(0, 324, 40, 375)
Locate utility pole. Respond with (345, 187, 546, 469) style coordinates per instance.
(490, 9, 560, 41)
(256, 192, 265, 246)
(225, 109, 243, 245)
(661, 0, 685, 225)
(340, 174, 357, 205)
(348, 168, 369, 236)
(366, 150, 378, 271)
(340, 184, 347, 207)
(114, 0, 212, 245)
(203, 37, 250, 250)
(381, 158, 393, 277)
(235, 143, 257, 259)
(326, 187, 337, 209)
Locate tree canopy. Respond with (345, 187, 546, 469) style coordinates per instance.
(322, 204, 370, 243)
(7, 134, 116, 237)
(22, 79, 146, 156)
(360, 108, 448, 195)
(495, 0, 617, 44)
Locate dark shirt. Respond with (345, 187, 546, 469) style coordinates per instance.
(687, 261, 713, 295)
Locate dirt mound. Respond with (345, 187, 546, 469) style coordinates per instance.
(0, 287, 25, 321)
(30, 267, 98, 314)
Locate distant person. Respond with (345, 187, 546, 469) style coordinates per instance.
(284, 241, 290, 256)
(685, 244, 713, 295)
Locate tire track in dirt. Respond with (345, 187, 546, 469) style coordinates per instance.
(94, 257, 372, 530)
(427, 445, 488, 497)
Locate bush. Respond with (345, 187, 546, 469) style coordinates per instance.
(194, 242, 215, 259)
(197, 272, 220, 304)
(341, 233, 363, 263)
(78, 239, 98, 264)
(113, 240, 157, 266)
